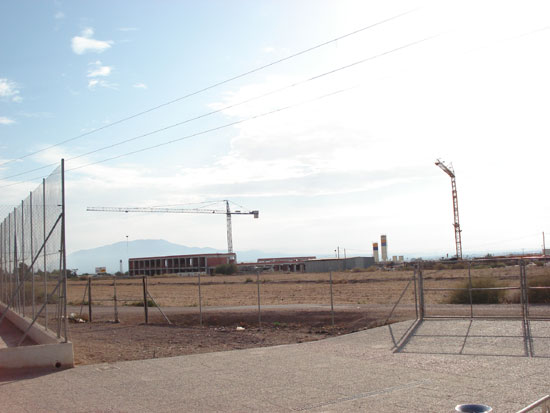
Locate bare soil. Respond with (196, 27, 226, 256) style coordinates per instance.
(69, 306, 392, 366)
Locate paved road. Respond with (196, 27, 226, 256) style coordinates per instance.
(1, 319, 549, 412)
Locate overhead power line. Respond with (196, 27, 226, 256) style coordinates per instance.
(0, 8, 418, 169)
(0, 35, 435, 182)
(66, 87, 352, 173)
(0, 87, 353, 189)
(0, 35, 436, 190)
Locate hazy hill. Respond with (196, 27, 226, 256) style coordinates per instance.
(67, 239, 286, 274)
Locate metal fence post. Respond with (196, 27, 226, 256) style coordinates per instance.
(468, 261, 473, 319)
(329, 271, 335, 327)
(30, 191, 35, 320)
(42, 178, 47, 331)
(198, 271, 202, 326)
(519, 260, 526, 322)
(257, 270, 261, 330)
(8, 213, 11, 308)
(21, 199, 25, 317)
(88, 277, 93, 322)
(0, 225, 2, 304)
(13, 207, 20, 314)
(523, 260, 530, 320)
(113, 275, 119, 323)
(61, 158, 68, 341)
(417, 264, 425, 320)
(413, 267, 418, 320)
(142, 276, 148, 324)
(0, 225, 3, 303)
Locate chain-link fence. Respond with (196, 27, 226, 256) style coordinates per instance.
(0, 161, 68, 344)
(68, 268, 419, 332)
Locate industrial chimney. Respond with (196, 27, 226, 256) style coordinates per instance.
(373, 242, 379, 263)
(381, 235, 388, 262)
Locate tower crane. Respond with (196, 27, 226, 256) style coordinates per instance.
(86, 200, 259, 254)
(435, 159, 462, 259)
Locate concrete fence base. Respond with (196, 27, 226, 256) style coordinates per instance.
(0, 302, 74, 369)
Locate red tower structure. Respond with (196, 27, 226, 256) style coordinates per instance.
(435, 159, 463, 259)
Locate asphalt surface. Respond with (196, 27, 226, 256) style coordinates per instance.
(1, 319, 549, 412)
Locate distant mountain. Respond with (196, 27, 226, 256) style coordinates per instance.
(67, 239, 288, 274)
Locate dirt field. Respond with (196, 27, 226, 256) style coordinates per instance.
(68, 306, 398, 365)
(68, 265, 541, 308)
(63, 266, 548, 366)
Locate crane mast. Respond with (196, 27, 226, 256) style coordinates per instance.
(226, 200, 233, 254)
(87, 200, 259, 254)
(435, 159, 462, 259)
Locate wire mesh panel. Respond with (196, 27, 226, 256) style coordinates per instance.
(0, 162, 67, 343)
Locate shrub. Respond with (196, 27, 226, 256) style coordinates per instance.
(214, 263, 238, 275)
(528, 275, 550, 304)
(449, 277, 504, 304)
(452, 262, 468, 270)
(126, 299, 157, 307)
(23, 283, 58, 304)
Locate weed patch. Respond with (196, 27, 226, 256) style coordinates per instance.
(449, 277, 504, 304)
(528, 274, 550, 304)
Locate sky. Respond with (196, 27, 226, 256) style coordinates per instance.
(1, 0, 549, 261)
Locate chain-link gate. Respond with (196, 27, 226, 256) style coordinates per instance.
(411, 258, 550, 357)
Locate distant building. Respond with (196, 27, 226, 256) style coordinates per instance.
(129, 253, 236, 276)
(304, 257, 374, 273)
(238, 257, 316, 273)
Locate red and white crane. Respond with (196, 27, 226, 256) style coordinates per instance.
(435, 159, 463, 259)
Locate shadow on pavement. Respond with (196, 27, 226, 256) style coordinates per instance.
(0, 366, 65, 384)
(390, 318, 550, 358)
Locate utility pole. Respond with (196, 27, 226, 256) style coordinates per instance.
(435, 159, 463, 259)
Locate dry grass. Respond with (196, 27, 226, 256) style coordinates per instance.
(65, 265, 550, 309)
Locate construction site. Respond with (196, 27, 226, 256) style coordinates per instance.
(0, 159, 549, 412)
(2, 1, 549, 409)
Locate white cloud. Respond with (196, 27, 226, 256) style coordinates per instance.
(262, 46, 275, 53)
(19, 112, 53, 119)
(87, 61, 112, 77)
(71, 27, 113, 55)
(0, 116, 15, 125)
(87, 79, 117, 90)
(132, 83, 147, 89)
(86, 61, 115, 89)
(0, 78, 22, 102)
